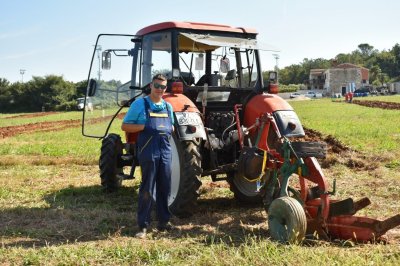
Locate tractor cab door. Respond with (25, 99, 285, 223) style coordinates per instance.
(83, 32, 174, 138)
(83, 34, 142, 138)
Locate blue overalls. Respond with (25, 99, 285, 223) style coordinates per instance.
(136, 98, 173, 229)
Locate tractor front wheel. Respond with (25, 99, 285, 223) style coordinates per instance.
(99, 133, 123, 192)
(168, 134, 202, 218)
(267, 196, 306, 244)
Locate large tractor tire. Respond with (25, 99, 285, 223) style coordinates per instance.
(99, 133, 123, 192)
(267, 196, 306, 244)
(168, 133, 202, 218)
(227, 172, 262, 204)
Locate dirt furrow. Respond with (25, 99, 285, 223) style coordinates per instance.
(3, 111, 61, 119)
(352, 100, 400, 110)
(0, 112, 126, 139)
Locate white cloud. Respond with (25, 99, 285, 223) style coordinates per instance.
(0, 28, 37, 40)
(3, 50, 42, 60)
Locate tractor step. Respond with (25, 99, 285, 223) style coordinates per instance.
(116, 173, 135, 180)
(121, 155, 134, 161)
(202, 163, 237, 177)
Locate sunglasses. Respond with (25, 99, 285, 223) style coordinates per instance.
(153, 82, 167, 90)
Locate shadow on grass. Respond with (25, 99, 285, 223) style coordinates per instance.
(165, 197, 269, 246)
(0, 184, 272, 248)
(0, 185, 138, 248)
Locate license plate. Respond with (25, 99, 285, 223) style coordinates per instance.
(175, 112, 203, 126)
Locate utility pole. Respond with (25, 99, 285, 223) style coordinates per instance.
(20, 69, 26, 83)
(272, 54, 279, 83)
(95, 45, 102, 81)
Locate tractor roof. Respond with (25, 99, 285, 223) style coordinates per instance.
(136, 21, 258, 36)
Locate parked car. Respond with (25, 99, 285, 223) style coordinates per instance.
(290, 92, 301, 98)
(76, 97, 93, 111)
(376, 86, 389, 95)
(304, 91, 322, 98)
(353, 88, 369, 97)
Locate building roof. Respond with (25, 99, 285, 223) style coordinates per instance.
(310, 69, 326, 74)
(334, 63, 368, 70)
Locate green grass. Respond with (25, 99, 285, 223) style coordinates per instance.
(0, 106, 399, 265)
(290, 98, 400, 155)
(0, 164, 398, 265)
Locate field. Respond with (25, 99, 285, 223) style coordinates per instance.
(1, 98, 400, 265)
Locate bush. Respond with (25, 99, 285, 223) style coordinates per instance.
(278, 84, 301, 93)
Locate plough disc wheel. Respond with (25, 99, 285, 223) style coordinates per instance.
(268, 196, 306, 244)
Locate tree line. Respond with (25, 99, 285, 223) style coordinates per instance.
(0, 75, 87, 113)
(278, 43, 400, 86)
(1, 43, 399, 112)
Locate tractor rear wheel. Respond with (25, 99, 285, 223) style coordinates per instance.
(267, 196, 306, 244)
(227, 172, 262, 204)
(168, 133, 202, 218)
(99, 133, 123, 192)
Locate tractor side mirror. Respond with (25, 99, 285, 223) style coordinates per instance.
(102, 51, 111, 70)
(269, 71, 277, 83)
(263, 71, 279, 94)
(88, 79, 97, 97)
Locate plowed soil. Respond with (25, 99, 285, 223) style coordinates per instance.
(303, 127, 349, 154)
(352, 100, 400, 110)
(301, 127, 380, 170)
(0, 119, 81, 138)
(0, 113, 126, 139)
(4, 112, 60, 119)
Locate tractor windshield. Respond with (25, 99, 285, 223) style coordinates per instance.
(177, 32, 267, 103)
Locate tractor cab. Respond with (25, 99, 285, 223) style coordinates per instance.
(82, 22, 279, 138)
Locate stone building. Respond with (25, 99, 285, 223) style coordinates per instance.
(309, 69, 325, 90)
(309, 63, 369, 95)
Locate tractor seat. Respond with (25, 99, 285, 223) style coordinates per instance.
(180, 72, 195, 85)
(225, 69, 236, 81)
(196, 73, 220, 86)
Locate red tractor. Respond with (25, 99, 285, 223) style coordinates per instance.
(82, 21, 400, 243)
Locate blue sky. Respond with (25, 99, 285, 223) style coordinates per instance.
(1, 0, 399, 83)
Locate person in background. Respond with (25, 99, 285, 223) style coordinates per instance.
(121, 74, 174, 239)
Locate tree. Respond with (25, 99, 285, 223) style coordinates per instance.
(0, 78, 11, 111)
(75, 80, 88, 98)
(0, 78, 10, 89)
(358, 43, 375, 57)
(390, 43, 400, 80)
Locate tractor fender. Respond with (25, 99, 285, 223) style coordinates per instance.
(163, 93, 207, 141)
(243, 94, 304, 150)
(243, 93, 293, 128)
